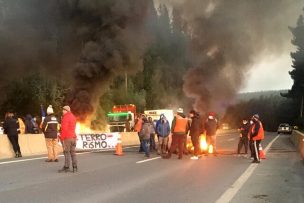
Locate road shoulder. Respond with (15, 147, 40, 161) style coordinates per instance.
(232, 135, 304, 203)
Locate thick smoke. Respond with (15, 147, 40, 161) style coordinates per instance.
(0, 0, 153, 121)
(160, 0, 303, 113)
(64, 1, 152, 121)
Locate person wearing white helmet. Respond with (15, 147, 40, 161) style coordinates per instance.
(163, 108, 190, 160)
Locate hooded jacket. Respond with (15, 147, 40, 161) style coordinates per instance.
(189, 113, 203, 138)
(139, 120, 151, 140)
(204, 118, 219, 136)
(156, 115, 170, 137)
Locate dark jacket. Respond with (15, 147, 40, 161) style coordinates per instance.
(239, 122, 250, 138)
(3, 117, 20, 136)
(156, 117, 170, 137)
(42, 114, 59, 139)
(205, 118, 218, 136)
(139, 122, 151, 140)
(189, 114, 203, 138)
(25, 114, 35, 134)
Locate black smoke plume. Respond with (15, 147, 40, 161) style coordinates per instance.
(63, 1, 152, 121)
(161, 0, 303, 113)
(0, 0, 153, 121)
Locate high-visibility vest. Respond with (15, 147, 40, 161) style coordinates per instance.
(173, 115, 188, 133)
(252, 121, 264, 140)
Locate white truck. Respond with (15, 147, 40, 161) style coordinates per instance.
(144, 109, 174, 127)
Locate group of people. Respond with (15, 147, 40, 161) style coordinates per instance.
(134, 108, 219, 160)
(237, 114, 265, 163)
(3, 105, 79, 172)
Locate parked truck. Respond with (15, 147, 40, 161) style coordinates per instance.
(107, 104, 136, 132)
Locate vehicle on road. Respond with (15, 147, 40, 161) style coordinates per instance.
(107, 104, 136, 132)
(277, 123, 292, 134)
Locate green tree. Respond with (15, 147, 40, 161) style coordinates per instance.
(282, 11, 304, 119)
(0, 73, 67, 118)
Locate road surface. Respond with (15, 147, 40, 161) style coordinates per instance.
(0, 132, 303, 203)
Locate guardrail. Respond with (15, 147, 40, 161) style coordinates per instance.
(290, 130, 304, 160)
(0, 132, 140, 160)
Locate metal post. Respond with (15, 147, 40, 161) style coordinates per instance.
(301, 95, 303, 118)
(125, 71, 128, 93)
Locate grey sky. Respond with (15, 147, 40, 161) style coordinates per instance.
(154, 0, 302, 93)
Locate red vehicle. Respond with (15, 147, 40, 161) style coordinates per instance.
(112, 104, 136, 115)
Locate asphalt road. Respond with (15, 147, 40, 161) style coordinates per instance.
(0, 132, 303, 203)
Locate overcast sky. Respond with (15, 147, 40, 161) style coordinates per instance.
(240, 51, 293, 93)
(154, 0, 302, 93)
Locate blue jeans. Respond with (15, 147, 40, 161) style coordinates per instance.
(150, 133, 156, 151)
(141, 139, 150, 157)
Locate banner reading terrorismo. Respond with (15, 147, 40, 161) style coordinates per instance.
(76, 133, 119, 150)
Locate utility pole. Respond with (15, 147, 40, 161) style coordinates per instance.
(125, 71, 128, 93)
(301, 95, 303, 118)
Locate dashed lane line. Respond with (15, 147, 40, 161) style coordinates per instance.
(136, 157, 161, 164)
(215, 134, 281, 203)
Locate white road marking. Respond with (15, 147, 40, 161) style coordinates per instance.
(136, 157, 161, 164)
(0, 146, 138, 165)
(215, 134, 280, 203)
(227, 138, 236, 141)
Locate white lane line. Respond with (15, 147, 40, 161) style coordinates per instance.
(228, 138, 236, 141)
(136, 157, 161, 164)
(0, 156, 51, 165)
(215, 135, 280, 203)
(0, 146, 139, 165)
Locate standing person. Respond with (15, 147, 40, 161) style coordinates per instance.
(248, 114, 264, 163)
(125, 116, 131, 132)
(204, 112, 219, 155)
(164, 108, 189, 160)
(42, 105, 59, 162)
(148, 117, 156, 152)
(156, 114, 170, 155)
(139, 117, 151, 158)
(134, 114, 144, 152)
(189, 110, 203, 160)
(24, 114, 35, 134)
(249, 119, 255, 159)
(237, 118, 250, 156)
(58, 106, 77, 173)
(3, 112, 22, 158)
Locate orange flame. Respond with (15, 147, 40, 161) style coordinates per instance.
(200, 135, 208, 151)
(76, 122, 92, 134)
(208, 145, 213, 154)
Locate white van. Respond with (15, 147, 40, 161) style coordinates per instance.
(144, 109, 174, 127)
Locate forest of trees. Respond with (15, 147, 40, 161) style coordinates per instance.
(0, 4, 191, 125)
(223, 12, 304, 131)
(0, 2, 303, 132)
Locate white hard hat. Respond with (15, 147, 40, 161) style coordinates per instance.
(177, 108, 183, 113)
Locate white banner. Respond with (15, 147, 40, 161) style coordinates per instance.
(76, 133, 119, 150)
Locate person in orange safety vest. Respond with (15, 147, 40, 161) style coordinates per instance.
(248, 114, 264, 163)
(163, 108, 190, 160)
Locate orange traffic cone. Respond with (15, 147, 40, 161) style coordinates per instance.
(259, 144, 266, 159)
(115, 134, 124, 156)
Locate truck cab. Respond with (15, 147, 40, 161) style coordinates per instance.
(107, 104, 136, 132)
